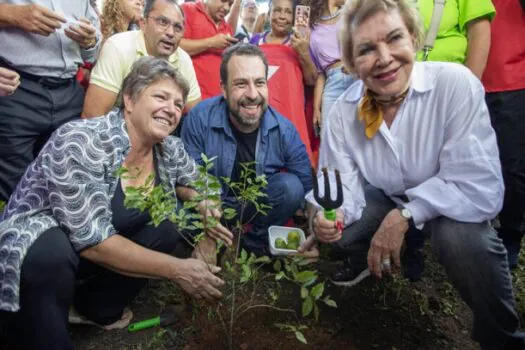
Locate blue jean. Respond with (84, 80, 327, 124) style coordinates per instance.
(223, 172, 305, 255)
(321, 66, 356, 131)
(334, 185, 525, 349)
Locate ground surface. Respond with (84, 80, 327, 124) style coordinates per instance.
(2, 242, 524, 350)
(69, 241, 519, 350)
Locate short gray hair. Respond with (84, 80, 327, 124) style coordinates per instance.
(119, 56, 190, 107)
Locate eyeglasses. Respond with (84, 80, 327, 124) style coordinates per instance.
(148, 15, 184, 34)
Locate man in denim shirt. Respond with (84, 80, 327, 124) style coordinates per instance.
(182, 44, 312, 255)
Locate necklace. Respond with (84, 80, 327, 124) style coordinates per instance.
(319, 8, 341, 21)
(374, 89, 409, 106)
(263, 31, 290, 45)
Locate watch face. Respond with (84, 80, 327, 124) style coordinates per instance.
(401, 208, 412, 219)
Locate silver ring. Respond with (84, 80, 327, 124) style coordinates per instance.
(381, 258, 391, 270)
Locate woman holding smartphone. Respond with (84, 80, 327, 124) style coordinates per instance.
(249, 0, 318, 165)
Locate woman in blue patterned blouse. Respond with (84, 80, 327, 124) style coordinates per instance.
(0, 57, 230, 350)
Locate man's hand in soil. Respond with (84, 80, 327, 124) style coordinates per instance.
(11, 4, 66, 36)
(312, 209, 344, 243)
(192, 235, 218, 266)
(174, 258, 224, 302)
(367, 209, 409, 278)
(197, 199, 234, 246)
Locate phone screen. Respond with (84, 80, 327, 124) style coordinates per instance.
(294, 5, 310, 37)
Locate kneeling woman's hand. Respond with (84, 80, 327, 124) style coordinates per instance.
(312, 209, 345, 243)
(367, 209, 409, 279)
(174, 258, 225, 302)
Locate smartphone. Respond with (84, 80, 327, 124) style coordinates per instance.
(294, 5, 310, 37)
(314, 123, 321, 138)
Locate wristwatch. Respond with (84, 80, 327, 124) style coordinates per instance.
(399, 207, 414, 226)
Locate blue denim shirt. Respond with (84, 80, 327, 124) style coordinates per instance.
(181, 96, 313, 196)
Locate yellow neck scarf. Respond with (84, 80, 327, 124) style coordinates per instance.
(358, 88, 409, 139)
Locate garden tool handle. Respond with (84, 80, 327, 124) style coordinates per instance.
(128, 316, 161, 332)
(324, 209, 336, 221)
(324, 209, 343, 232)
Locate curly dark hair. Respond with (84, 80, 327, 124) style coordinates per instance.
(307, 0, 329, 27)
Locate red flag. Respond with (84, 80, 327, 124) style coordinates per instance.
(258, 44, 315, 166)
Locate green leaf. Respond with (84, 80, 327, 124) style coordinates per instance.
(240, 249, 247, 262)
(240, 263, 251, 283)
(291, 262, 299, 278)
(295, 271, 317, 285)
(323, 297, 338, 308)
(193, 221, 204, 229)
(223, 208, 237, 220)
(273, 259, 282, 272)
(313, 303, 319, 322)
(275, 271, 285, 280)
(297, 258, 312, 266)
(209, 182, 222, 190)
(300, 287, 308, 299)
(295, 331, 307, 344)
(255, 255, 271, 264)
(310, 282, 324, 300)
(302, 296, 313, 317)
(274, 323, 289, 331)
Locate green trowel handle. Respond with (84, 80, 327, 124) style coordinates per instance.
(128, 316, 161, 332)
(324, 209, 336, 221)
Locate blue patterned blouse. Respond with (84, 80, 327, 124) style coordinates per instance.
(0, 109, 199, 312)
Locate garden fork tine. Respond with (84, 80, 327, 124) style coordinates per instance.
(312, 167, 343, 221)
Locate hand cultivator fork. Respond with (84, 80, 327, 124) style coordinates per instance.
(312, 168, 344, 231)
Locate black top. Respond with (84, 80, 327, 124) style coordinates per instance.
(228, 124, 258, 194)
(111, 156, 161, 234)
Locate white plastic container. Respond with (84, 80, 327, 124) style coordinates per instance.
(268, 225, 306, 256)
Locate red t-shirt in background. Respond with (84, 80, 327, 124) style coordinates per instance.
(481, 0, 525, 93)
(181, 1, 233, 99)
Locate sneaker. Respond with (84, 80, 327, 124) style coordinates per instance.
(330, 260, 370, 287)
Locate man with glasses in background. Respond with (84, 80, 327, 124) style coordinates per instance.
(82, 0, 201, 118)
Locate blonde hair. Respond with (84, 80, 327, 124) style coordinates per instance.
(340, 0, 424, 74)
(101, 0, 127, 40)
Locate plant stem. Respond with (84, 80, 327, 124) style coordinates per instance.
(234, 304, 297, 323)
(229, 280, 236, 350)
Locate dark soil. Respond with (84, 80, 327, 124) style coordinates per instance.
(70, 246, 481, 350)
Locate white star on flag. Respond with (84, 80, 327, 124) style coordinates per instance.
(268, 66, 279, 80)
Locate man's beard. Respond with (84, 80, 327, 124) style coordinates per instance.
(228, 94, 267, 128)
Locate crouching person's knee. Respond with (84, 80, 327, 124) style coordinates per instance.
(430, 218, 506, 278)
(268, 172, 305, 210)
(19, 227, 78, 294)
